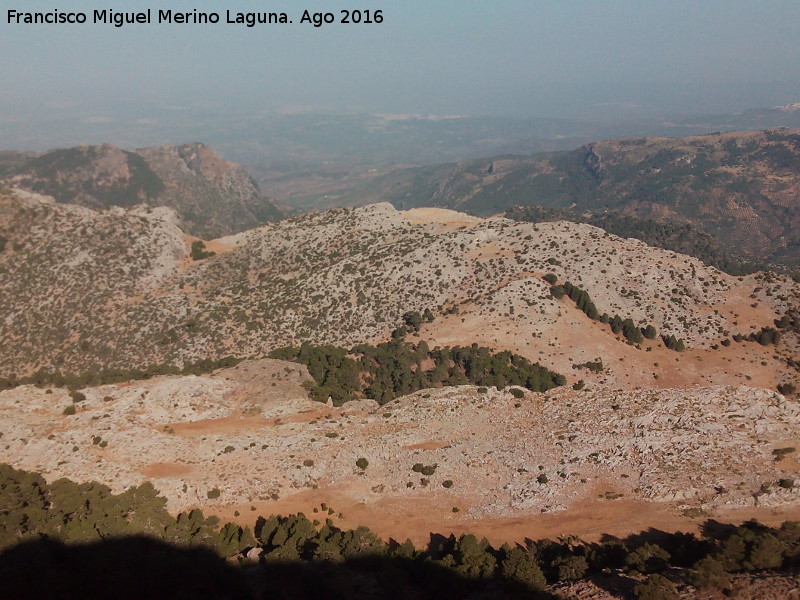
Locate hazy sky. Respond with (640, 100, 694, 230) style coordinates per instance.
(2, 0, 799, 118)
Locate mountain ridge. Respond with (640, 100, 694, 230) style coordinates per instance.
(291, 129, 800, 268)
(0, 141, 284, 238)
(1, 190, 796, 396)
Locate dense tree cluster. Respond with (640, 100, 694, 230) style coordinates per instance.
(561, 282, 600, 321)
(270, 339, 565, 405)
(247, 514, 800, 597)
(4, 465, 800, 598)
(662, 335, 686, 352)
(731, 327, 781, 346)
(573, 359, 604, 373)
(0, 464, 252, 556)
(0, 356, 242, 391)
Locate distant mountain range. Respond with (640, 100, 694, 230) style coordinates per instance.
(0, 142, 284, 238)
(299, 129, 800, 268)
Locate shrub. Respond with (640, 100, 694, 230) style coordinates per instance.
(356, 457, 369, 470)
(634, 573, 678, 600)
(772, 447, 796, 460)
(509, 387, 524, 398)
(555, 555, 588, 581)
(691, 557, 731, 590)
(442, 480, 454, 488)
(206, 488, 221, 499)
(500, 547, 547, 590)
(626, 542, 671, 574)
(190, 240, 215, 260)
(62, 404, 76, 415)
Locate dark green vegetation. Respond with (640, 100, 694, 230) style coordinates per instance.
(270, 339, 565, 405)
(509, 206, 760, 275)
(543, 276, 684, 351)
(190, 240, 216, 261)
(0, 464, 253, 555)
(732, 326, 782, 346)
(4, 465, 800, 599)
(0, 356, 241, 391)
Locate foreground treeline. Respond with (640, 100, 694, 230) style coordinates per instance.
(3, 465, 800, 599)
(0, 464, 253, 557)
(252, 513, 800, 597)
(269, 339, 565, 405)
(0, 356, 242, 392)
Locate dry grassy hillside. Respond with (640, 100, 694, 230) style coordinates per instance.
(1, 191, 797, 394)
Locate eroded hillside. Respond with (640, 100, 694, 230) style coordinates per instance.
(1, 191, 797, 395)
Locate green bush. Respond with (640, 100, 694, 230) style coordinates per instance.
(356, 457, 369, 470)
(691, 557, 731, 590)
(271, 340, 565, 406)
(190, 240, 215, 261)
(634, 573, 678, 600)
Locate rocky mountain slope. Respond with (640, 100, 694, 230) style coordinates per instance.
(2, 187, 800, 553)
(301, 129, 800, 268)
(1, 191, 797, 396)
(0, 142, 284, 238)
(2, 359, 799, 546)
